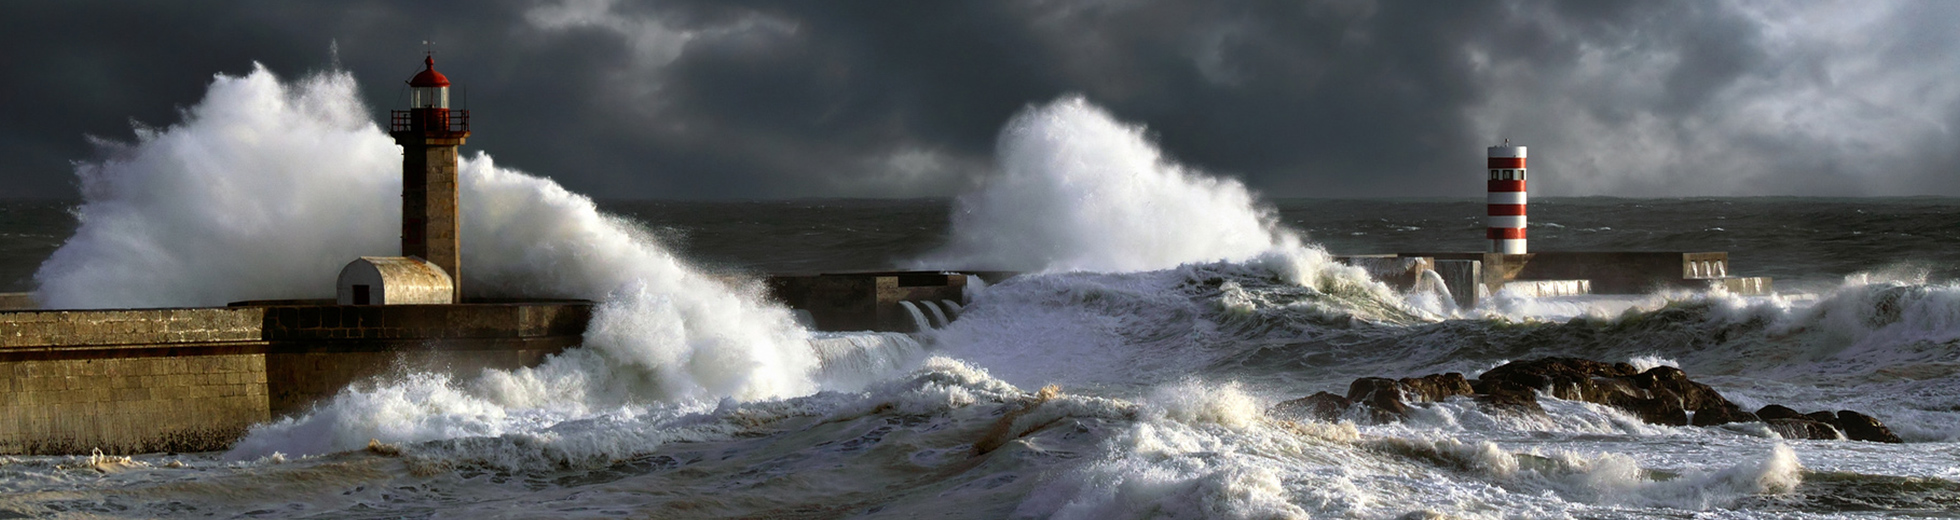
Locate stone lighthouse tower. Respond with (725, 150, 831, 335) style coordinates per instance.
(390, 55, 470, 302)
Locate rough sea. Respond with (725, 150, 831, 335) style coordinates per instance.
(1, 67, 1957, 519)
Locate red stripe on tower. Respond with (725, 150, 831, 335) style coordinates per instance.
(1486, 228, 1527, 239)
(1486, 158, 1526, 169)
(1486, 142, 1528, 254)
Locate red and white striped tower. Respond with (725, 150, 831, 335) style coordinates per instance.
(1486, 142, 1527, 254)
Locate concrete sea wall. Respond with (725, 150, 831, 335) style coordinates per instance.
(0, 302, 590, 455)
(769, 272, 967, 332)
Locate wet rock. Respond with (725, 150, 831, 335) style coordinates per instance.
(1399, 373, 1473, 403)
(1348, 377, 1410, 421)
(1476, 357, 1639, 402)
(1470, 379, 1545, 415)
(1691, 402, 1759, 427)
(1275, 359, 1901, 444)
(1765, 417, 1843, 440)
(1832, 410, 1903, 443)
(1757, 404, 1803, 421)
(1476, 359, 1740, 427)
(1620, 387, 1690, 426)
(1270, 392, 1351, 422)
(1624, 366, 1730, 413)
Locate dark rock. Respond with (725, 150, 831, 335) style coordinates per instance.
(1589, 376, 1650, 409)
(1399, 373, 1473, 403)
(1756, 404, 1803, 421)
(1765, 417, 1843, 440)
(1270, 392, 1352, 423)
(1832, 410, 1903, 443)
(1348, 377, 1410, 421)
(1471, 379, 1545, 415)
(1624, 366, 1730, 413)
(1478, 359, 1743, 428)
(1622, 388, 1690, 426)
(1477, 357, 1648, 404)
(1691, 402, 1759, 427)
(1282, 358, 1900, 444)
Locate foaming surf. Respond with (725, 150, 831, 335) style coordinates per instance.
(26, 65, 870, 462)
(7, 71, 1959, 518)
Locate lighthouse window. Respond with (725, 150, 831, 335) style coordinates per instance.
(412, 86, 448, 109)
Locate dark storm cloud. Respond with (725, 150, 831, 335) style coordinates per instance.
(4, 0, 1958, 200)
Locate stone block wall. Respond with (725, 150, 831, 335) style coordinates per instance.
(266, 346, 560, 418)
(254, 302, 589, 418)
(1, 308, 263, 349)
(0, 307, 271, 455)
(0, 353, 267, 454)
(0, 301, 591, 455)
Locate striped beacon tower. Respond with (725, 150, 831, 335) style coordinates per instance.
(1486, 141, 1528, 254)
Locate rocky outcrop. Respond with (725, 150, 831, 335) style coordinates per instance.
(1833, 410, 1904, 443)
(1400, 373, 1474, 403)
(1690, 402, 1758, 427)
(1348, 377, 1412, 420)
(1269, 392, 1351, 423)
(1765, 417, 1842, 440)
(1757, 404, 1802, 421)
(1270, 357, 1904, 443)
(1754, 406, 1901, 443)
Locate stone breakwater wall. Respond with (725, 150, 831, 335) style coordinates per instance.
(0, 302, 591, 455)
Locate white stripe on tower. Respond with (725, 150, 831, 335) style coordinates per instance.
(1486, 144, 1527, 254)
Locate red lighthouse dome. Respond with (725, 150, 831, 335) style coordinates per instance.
(408, 56, 450, 87)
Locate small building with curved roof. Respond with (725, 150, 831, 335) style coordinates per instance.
(336, 256, 454, 305)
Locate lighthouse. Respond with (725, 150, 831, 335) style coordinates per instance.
(389, 55, 470, 302)
(1486, 142, 1527, 254)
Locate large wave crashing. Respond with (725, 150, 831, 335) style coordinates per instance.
(34, 66, 819, 457)
(915, 96, 1306, 274)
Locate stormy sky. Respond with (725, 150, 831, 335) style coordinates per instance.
(4, 0, 1958, 200)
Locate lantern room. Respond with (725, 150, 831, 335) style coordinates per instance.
(408, 55, 450, 109)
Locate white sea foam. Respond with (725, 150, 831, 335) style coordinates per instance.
(32, 65, 827, 458)
(34, 66, 398, 308)
(17, 64, 1958, 520)
(912, 96, 1305, 275)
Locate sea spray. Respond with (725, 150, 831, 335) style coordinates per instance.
(912, 96, 1423, 388)
(34, 65, 399, 308)
(31, 65, 829, 457)
(914, 96, 1305, 275)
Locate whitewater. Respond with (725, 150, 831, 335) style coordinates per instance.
(1, 66, 1957, 518)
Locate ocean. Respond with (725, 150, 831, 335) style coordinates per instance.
(1, 69, 1958, 519)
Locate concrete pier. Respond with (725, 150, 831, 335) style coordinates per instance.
(0, 270, 967, 455)
(0, 301, 589, 455)
(768, 271, 968, 332)
(1340, 251, 1772, 307)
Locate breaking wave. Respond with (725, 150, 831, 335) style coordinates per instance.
(11, 66, 1957, 519)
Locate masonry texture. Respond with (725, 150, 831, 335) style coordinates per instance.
(0, 302, 589, 455)
(397, 136, 467, 302)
